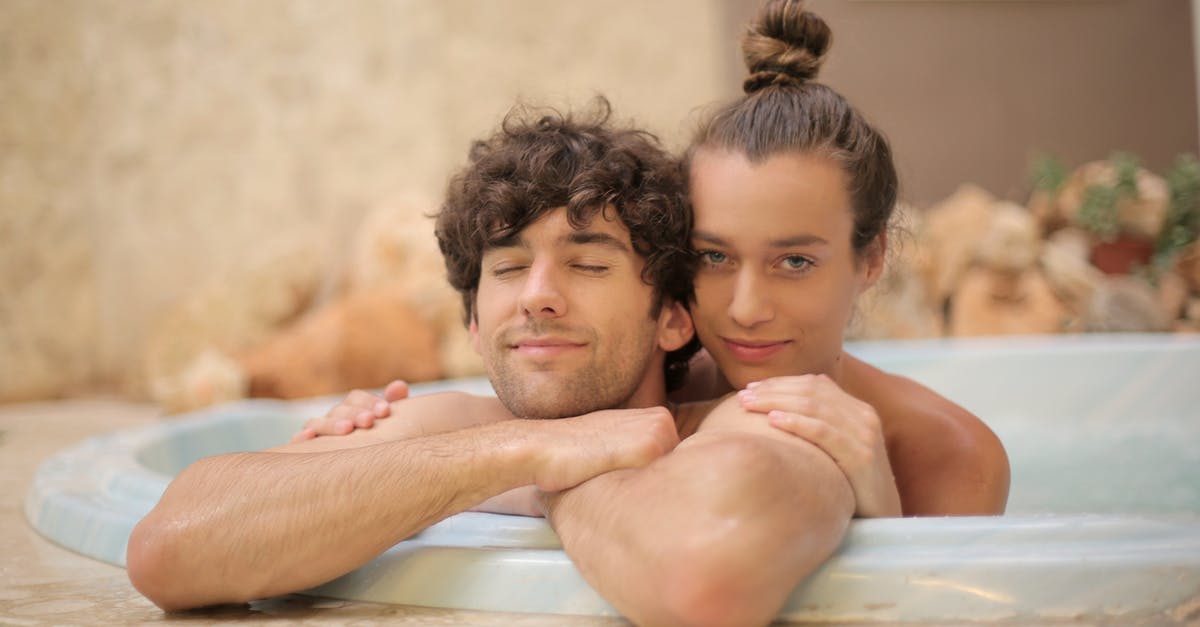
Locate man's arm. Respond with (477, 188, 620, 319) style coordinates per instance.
(544, 395, 854, 627)
(126, 395, 677, 612)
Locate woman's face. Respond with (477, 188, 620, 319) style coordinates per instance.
(688, 148, 882, 389)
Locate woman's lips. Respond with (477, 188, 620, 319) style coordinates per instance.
(721, 338, 791, 363)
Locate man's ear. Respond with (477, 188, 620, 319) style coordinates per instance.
(858, 232, 887, 293)
(469, 316, 482, 356)
(656, 299, 695, 352)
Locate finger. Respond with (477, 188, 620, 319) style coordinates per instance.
(745, 375, 819, 395)
(290, 427, 317, 443)
(353, 410, 376, 429)
(349, 389, 393, 419)
(305, 415, 356, 436)
(767, 411, 854, 462)
(737, 388, 815, 416)
(803, 383, 881, 436)
(384, 380, 410, 403)
(325, 404, 357, 423)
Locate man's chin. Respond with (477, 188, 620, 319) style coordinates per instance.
(492, 373, 608, 420)
(501, 395, 605, 421)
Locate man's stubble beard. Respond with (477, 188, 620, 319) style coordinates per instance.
(486, 319, 659, 420)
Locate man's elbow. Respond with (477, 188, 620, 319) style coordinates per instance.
(126, 513, 233, 612)
(642, 436, 848, 626)
(127, 515, 189, 611)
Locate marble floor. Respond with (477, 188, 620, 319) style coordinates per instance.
(0, 398, 626, 626)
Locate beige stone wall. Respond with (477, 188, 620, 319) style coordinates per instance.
(0, 0, 725, 402)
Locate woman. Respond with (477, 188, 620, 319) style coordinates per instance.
(297, 0, 1009, 517)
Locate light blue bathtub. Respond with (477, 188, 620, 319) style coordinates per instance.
(25, 335, 1200, 623)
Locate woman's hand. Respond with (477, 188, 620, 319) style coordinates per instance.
(290, 380, 410, 442)
(737, 375, 902, 518)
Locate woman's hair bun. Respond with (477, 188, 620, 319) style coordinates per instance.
(741, 0, 831, 94)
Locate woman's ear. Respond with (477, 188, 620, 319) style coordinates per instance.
(657, 300, 695, 352)
(859, 232, 887, 292)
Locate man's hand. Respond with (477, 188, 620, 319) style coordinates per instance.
(291, 380, 410, 442)
(738, 374, 902, 518)
(531, 406, 679, 493)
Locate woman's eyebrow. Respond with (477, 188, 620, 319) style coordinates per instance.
(692, 230, 828, 248)
(691, 230, 728, 246)
(769, 234, 828, 248)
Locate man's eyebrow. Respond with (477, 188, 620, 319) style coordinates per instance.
(486, 232, 524, 249)
(563, 231, 631, 252)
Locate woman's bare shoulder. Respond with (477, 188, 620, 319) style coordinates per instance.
(843, 352, 988, 440)
(842, 352, 1010, 514)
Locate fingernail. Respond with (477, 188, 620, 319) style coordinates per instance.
(737, 389, 754, 402)
(374, 401, 388, 415)
(746, 381, 761, 389)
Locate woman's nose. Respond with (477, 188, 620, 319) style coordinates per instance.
(727, 269, 773, 328)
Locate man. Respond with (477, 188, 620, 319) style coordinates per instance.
(127, 101, 853, 626)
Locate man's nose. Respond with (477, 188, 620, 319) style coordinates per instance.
(519, 260, 567, 319)
(728, 269, 773, 328)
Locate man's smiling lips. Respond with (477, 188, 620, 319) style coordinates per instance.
(721, 337, 791, 363)
(510, 336, 588, 359)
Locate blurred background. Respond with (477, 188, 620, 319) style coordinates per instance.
(2, 0, 1198, 411)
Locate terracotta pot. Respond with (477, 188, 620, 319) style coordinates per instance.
(1089, 233, 1155, 275)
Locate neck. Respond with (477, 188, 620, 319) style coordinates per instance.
(619, 353, 670, 409)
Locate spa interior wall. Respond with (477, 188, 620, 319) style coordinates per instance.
(0, 0, 727, 403)
(3, 0, 1199, 406)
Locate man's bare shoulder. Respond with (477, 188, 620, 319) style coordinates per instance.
(269, 391, 512, 453)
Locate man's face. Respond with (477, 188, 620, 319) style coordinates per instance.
(471, 206, 687, 419)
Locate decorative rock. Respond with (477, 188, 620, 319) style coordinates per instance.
(948, 268, 1072, 336)
(1057, 160, 1169, 240)
(1040, 233, 1105, 315)
(238, 285, 443, 399)
(1176, 240, 1200, 294)
(1027, 188, 1065, 234)
(1118, 169, 1170, 240)
(919, 184, 998, 306)
(976, 202, 1041, 272)
(1186, 297, 1200, 322)
(1047, 227, 1094, 260)
(141, 240, 325, 407)
(850, 206, 944, 340)
(1157, 271, 1189, 320)
(1084, 277, 1171, 332)
(151, 349, 249, 414)
(346, 203, 484, 379)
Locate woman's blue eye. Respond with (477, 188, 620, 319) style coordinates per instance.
(782, 255, 812, 270)
(700, 250, 727, 264)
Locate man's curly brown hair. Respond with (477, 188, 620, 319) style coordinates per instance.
(435, 98, 700, 390)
